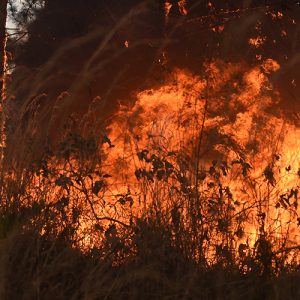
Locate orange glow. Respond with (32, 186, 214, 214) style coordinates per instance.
(95, 60, 299, 258)
(6, 3, 300, 264)
(164, 1, 172, 21)
(249, 36, 266, 48)
(178, 0, 188, 16)
(16, 58, 298, 260)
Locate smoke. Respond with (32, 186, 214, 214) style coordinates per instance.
(5, 0, 300, 167)
(6, 0, 166, 165)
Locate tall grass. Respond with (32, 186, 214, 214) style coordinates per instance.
(0, 123, 299, 299)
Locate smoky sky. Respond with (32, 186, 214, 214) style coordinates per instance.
(6, 0, 300, 165)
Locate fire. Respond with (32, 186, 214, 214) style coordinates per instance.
(6, 56, 298, 259)
(97, 59, 300, 256)
(249, 36, 266, 48)
(4, 1, 300, 265)
(178, 0, 188, 16)
(165, 0, 188, 21)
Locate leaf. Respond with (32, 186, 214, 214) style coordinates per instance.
(208, 182, 215, 188)
(221, 165, 227, 176)
(152, 157, 164, 171)
(263, 165, 275, 186)
(60, 196, 69, 207)
(55, 196, 70, 209)
(225, 187, 233, 200)
(146, 173, 154, 182)
(103, 174, 112, 178)
(242, 162, 252, 177)
(94, 223, 104, 231)
(235, 228, 244, 239)
(126, 196, 134, 207)
(198, 171, 206, 181)
(102, 134, 114, 148)
(217, 219, 230, 233)
(118, 197, 126, 205)
(55, 175, 73, 189)
(257, 212, 266, 220)
(167, 151, 176, 157)
(92, 180, 105, 195)
(232, 159, 252, 176)
(135, 169, 142, 180)
(137, 150, 149, 161)
(238, 243, 248, 257)
(156, 169, 165, 181)
(234, 200, 241, 206)
(209, 166, 216, 175)
(164, 160, 174, 169)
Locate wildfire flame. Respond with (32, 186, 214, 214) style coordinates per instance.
(101, 59, 300, 254)
(4, 1, 300, 262)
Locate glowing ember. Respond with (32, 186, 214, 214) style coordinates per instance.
(249, 36, 266, 48)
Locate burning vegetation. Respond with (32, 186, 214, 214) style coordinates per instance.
(0, 0, 300, 299)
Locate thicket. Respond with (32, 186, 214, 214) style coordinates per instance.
(0, 124, 299, 300)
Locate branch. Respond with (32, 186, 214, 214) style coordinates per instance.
(274, 245, 300, 255)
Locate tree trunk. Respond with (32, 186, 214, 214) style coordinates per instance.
(0, 0, 7, 161)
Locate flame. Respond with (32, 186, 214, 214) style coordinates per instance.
(9, 54, 296, 259)
(249, 36, 266, 48)
(164, 1, 172, 22)
(3, 0, 300, 269)
(178, 0, 188, 16)
(99, 59, 300, 255)
(8, 57, 299, 260)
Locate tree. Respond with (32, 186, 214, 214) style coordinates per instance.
(0, 0, 8, 161)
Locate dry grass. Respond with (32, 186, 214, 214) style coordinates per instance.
(0, 131, 298, 299)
